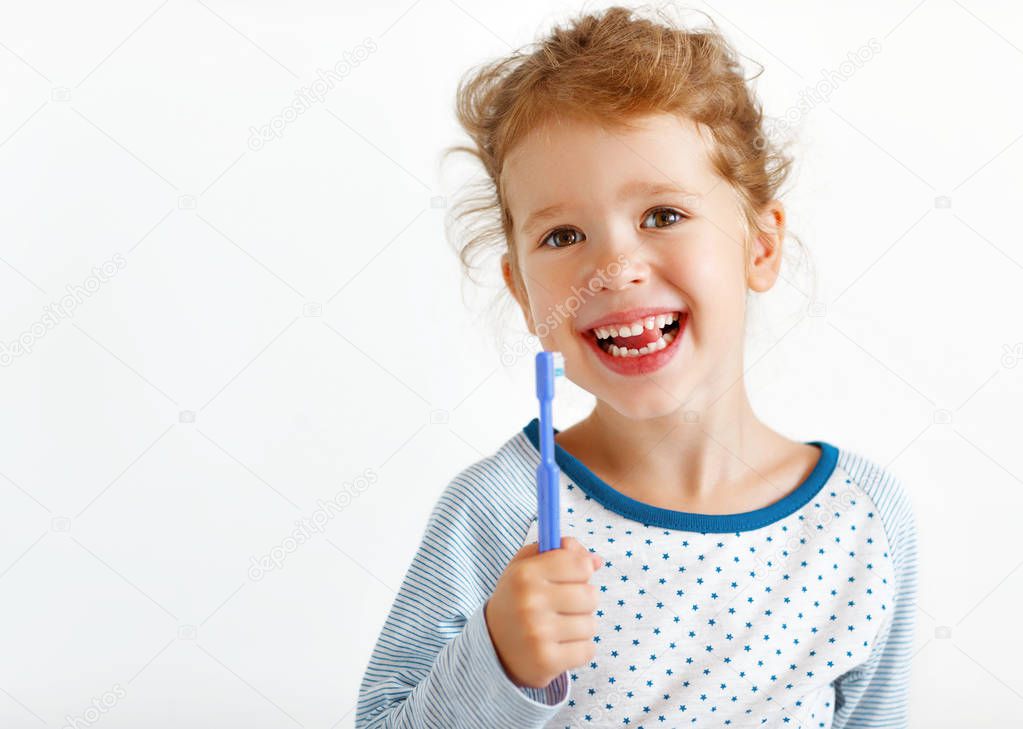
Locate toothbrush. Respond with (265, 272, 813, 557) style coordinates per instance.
(535, 351, 565, 553)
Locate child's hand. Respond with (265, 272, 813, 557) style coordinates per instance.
(484, 536, 603, 689)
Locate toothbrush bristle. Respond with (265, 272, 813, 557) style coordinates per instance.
(552, 352, 565, 377)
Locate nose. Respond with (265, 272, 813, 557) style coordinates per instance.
(589, 242, 649, 292)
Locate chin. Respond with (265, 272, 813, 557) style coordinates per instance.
(599, 391, 691, 423)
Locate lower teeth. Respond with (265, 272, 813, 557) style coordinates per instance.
(603, 329, 676, 358)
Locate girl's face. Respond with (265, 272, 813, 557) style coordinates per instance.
(500, 112, 784, 420)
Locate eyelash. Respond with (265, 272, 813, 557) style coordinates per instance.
(539, 207, 689, 249)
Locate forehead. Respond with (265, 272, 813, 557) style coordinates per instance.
(501, 112, 718, 228)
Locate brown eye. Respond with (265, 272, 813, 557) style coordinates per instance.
(641, 208, 687, 229)
(541, 228, 585, 249)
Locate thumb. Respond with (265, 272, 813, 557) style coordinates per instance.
(562, 537, 602, 571)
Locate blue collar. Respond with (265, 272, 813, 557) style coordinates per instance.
(522, 418, 838, 533)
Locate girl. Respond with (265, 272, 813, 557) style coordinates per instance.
(357, 6, 918, 728)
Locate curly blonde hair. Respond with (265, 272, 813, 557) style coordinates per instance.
(443, 3, 810, 328)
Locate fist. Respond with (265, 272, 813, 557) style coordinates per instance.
(484, 536, 603, 688)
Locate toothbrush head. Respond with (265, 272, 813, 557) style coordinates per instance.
(552, 352, 565, 379)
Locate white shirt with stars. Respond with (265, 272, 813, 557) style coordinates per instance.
(356, 418, 919, 729)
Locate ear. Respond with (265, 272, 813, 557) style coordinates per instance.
(746, 200, 785, 293)
(501, 252, 536, 334)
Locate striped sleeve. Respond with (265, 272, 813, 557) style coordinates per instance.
(355, 454, 570, 728)
(832, 457, 920, 729)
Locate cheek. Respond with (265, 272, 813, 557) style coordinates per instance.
(522, 264, 571, 315)
(522, 288, 564, 341)
(668, 239, 737, 294)
(666, 237, 748, 336)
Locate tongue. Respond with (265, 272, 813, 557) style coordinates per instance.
(611, 326, 661, 350)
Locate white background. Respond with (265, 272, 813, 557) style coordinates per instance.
(1, 1, 1021, 727)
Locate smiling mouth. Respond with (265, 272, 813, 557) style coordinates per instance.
(589, 311, 684, 358)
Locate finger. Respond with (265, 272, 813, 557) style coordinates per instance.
(546, 582, 599, 615)
(553, 638, 596, 670)
(537, 547, 600, 583)
(555, 613, 599, 643)
(562, 537, 603, 571)
(510, 537, 593, 564)
(560, 536, 590, 553)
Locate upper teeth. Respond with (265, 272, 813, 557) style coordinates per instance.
(594, 312, 680, 340)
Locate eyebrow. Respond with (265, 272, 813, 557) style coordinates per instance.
(520, 180, 695, 233)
